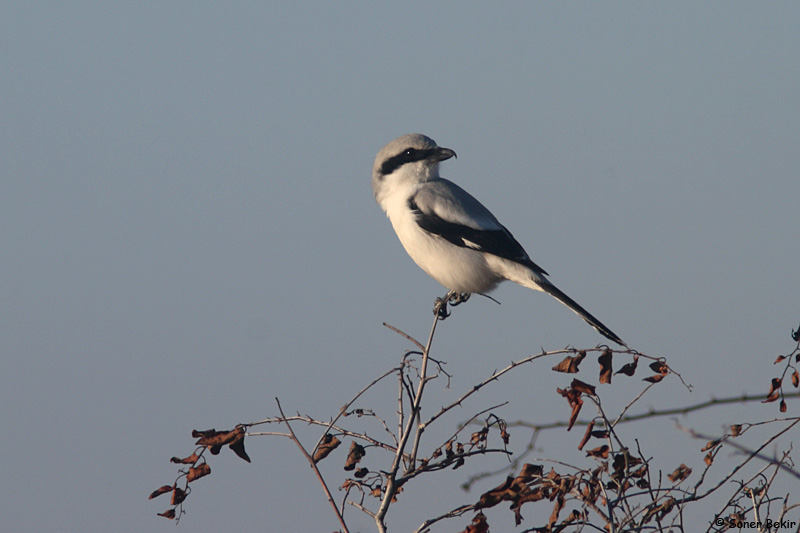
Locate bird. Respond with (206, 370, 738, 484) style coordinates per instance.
(371, 133, 626, 347)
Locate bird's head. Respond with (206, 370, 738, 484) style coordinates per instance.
(372, 133, 456, 206)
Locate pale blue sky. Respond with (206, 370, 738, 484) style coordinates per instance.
(2, 2, 799, 532)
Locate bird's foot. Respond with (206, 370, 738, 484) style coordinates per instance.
(434, 291, 471, 320)
(448, 291, 471, 306)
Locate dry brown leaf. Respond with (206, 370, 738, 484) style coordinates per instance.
(170, 487, 187, 506)
(586, 445, 610, 459)
(515, 463, 543, 483)
(598, 348, 613, 384)
(612, 450, 642, 472)
(792, 370, 799, 388)
(157, 509, 176, 520)
(567, 509, 584, 523)
(704, 452, 714, 466)
(474, 477, 514, 510)
(229, 435, 251, 463)
(193, 428, 230, 446)
(511, 485, 548, 525)
(571, 378, 596, 396)
(548, 495, 565, 528)
(186, 463, 211, 483)
(578, 421, 595, 450)
(170, 452, 199, 465)
(344, 441, 366, 471)
(730, 424, 742, 436)
(195, 426, 246, 456)
(568, 397, 584, 431)
(552, 350, 586, 374)
(615, 355, 639, 377)
(649, 361, 669, 374)
(148, 485, 174, 500)
(557, 382, 594, 430)
(500, 426, 510, 445)
(762, 378, 782, 403)
(470, 429, 486, 445)
(667, 464, 691, 483)
(780, 399, 787, 413)
(445, 439, 455, 458)
(700, 439, 720, 452)
(458, 512, 489, 533)
(643, 374, 665, 383)
(643, 497, 676, 523)
(313, 434, 341, 463)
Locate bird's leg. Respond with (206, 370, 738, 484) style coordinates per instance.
(433, 291, 471, 320)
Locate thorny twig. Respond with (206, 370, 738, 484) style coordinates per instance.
(275, 398, 350, 533)
(151, 312, 800, 533)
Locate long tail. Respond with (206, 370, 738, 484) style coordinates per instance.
(489, 258, 627, 347)
(539, 279, 627, 347)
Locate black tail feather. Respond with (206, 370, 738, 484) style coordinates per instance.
(540, 281, 627, 348)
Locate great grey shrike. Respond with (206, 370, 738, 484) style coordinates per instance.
(371, 133, 626, 347)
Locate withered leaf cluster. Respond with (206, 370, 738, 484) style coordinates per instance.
(474, 463, 582, 527)
(150, 425, 251, 520)
(642, 497, 676, 524)
(418, 417, 510, 475)
(765, 340, 800, 412)
(149, 460, 209, 520)
(194, 426, 250, 462)
(474, 464, 607, 529)
(468, 450, 667, 530)
(701, 438, 724, 466)
(608, 449, 648, 493)
(551, 349, 646, 386)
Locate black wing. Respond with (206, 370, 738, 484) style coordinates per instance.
(408, 195, 548, 276)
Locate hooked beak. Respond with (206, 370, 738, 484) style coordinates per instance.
(433, 147, 457, 162)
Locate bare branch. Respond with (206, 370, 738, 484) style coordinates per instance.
(274, 398, 350, 533)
